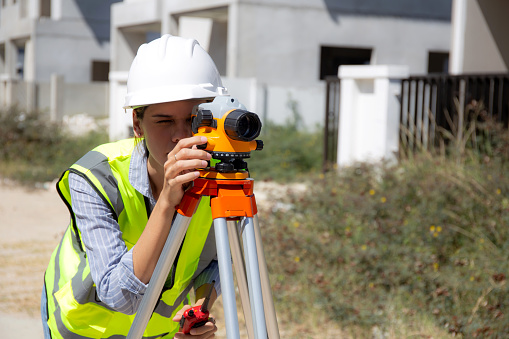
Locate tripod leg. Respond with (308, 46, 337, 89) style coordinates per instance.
(127, 213, 193, 339)
(227, 220, 255, 339)
(242, 217, 268, 339)
(254, 215, 280, 339)
(214, 217, 241, 339)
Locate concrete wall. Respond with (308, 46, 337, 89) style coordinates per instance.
(33, 0, 120, 83)
(235, 1, 451, 88)
(1, 80, 109, 118)
(108, 73, 325, 141)
(34, 23, 110, 83)
(463, 0, 508, 72)
(0, 0, 121, 83)
(222, 77, 324, 128)
(109, 0, 452, 140)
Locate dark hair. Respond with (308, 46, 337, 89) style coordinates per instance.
(134, 106, 148, 121)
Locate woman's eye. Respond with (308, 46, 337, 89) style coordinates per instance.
(157, 120, 174, 124)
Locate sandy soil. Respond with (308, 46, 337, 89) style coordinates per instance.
(0, 180, 300, 338)
(0, 181, 68, 338)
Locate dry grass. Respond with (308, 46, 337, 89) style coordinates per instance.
(0, 241, 55, 317)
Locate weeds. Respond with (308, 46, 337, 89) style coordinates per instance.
(248, 98, 323, 182)
(3, 101, 509, 337)
(260, 106, 509, 337)
(0, 106, 108, 184)
(261, 155, 509, 337)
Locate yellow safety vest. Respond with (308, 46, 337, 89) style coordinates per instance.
(43, 139, 213, 338)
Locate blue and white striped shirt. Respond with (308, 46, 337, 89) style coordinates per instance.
(68, 142, 220, 314)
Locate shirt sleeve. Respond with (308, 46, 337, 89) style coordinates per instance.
(69, 173, 147, 315)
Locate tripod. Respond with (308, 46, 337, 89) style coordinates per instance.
(127, 169, 280, 339)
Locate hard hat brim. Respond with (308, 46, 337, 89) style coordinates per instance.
(123, 84, 228, 109)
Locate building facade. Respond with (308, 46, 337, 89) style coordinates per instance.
(0, 0, 121, 117)
(109, 0, 452, 140)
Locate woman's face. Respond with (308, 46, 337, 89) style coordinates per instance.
(133, 100, 199, 171)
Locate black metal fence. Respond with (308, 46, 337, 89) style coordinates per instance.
(400, 73, 509, 152)
(323, 77, 341, 170)
(323, 73, 509, 169)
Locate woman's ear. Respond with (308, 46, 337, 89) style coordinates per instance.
(132, 111, 143, 137)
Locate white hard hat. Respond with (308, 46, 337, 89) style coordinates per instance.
(123, 34, 227, 109)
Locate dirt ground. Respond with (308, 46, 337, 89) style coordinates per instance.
(0, 181, 68, 338)
(0, 180, 298, 339)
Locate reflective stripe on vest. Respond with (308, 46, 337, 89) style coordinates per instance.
(44, 139, 213, 338)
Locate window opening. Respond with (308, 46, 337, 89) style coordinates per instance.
(428, 51, 449, 73)
(16, 47, 24, 79)
(91, 61, 110, 82)
(40, 0, 51, 17)
(320, 46, 372, 80)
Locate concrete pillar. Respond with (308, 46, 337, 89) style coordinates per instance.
(108, 71, 131, 141)
(26, 81, 36, 112)
(50, 74, 64, 121)
(450, 0, 467, 74)
(23, 39, 35, 82)
(337, 65, 409, 167)
(162, 8, 179, 35)
(6, 40, 17, 80)
(4, 79, 15, 107)
(24, 39, 36, 112)
(226, 2, 239, 77)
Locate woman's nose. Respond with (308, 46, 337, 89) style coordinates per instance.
(172, 121, 192, 143)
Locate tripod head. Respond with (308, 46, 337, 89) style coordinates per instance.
(192, 96, 263, 175)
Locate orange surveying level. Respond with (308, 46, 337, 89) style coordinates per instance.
(127, 96, 280, 339)
(191, 96, 263, 173)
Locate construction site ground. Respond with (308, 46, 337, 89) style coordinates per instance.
(0, 182, 67, 338)
(0, 181, 289, 339)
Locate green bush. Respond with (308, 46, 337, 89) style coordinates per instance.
(248, 101, 323, 182)
(261, 154, 509, 337)
(0, 106, 108, 184)
(248, 122, 323, 182)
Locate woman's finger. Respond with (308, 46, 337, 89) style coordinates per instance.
(189, 320, 217, 336)
(167, 171, 200, 187)
(172, 305, 192, 322)
(173, 136, 208, 154)
(166, 159, 208, 179)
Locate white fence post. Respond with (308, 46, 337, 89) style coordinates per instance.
(337, 65, 409, 167)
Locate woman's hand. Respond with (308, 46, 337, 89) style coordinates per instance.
(132, 135, 210, 283)
(172, 305, 217, 338)
(162, 136, 210, 207)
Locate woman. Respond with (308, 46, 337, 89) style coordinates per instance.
(42, 35, 226, 338)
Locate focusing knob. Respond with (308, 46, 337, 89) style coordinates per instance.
(255, 140, 264, 150)
(192, 110, 217, 134)
(215, 162, 235, 172)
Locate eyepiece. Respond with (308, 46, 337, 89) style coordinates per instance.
(224, 110, 262, 141)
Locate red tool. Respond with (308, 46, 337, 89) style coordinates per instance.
(179, 281, 215, 334)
